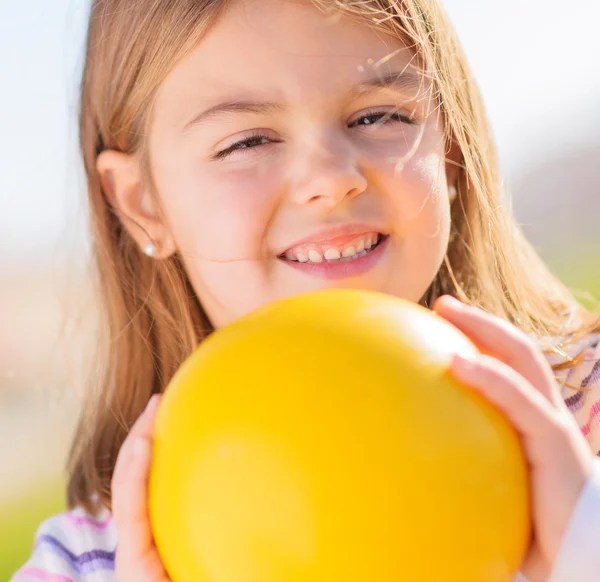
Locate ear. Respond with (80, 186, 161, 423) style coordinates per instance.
(96, 150, 176, 258)
(444, 136, 463, 203)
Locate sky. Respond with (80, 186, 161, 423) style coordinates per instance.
(1, 0, 599, 264)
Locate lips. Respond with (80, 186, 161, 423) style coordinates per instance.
(278, 223, 389, 259)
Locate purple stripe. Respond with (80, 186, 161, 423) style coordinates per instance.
(563, 358, 600, 410)
(582, 360, 600, 389)
(35, 535, 115, 575)
(565, 390, 585, 409)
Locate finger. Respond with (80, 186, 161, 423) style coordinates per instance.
(434, 296, 562, 406)
(112, 394, 161, 483)
(112, 395, 162, 556)
(451, 353, 558, 444)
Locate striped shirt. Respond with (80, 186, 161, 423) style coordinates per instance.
(11, 334, 600, 582)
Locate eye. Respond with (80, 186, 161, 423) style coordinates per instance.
(214, 131, 278, 160)
(349, 108, 417, 129)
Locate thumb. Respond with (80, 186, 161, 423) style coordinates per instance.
(112, 396, 160, 558)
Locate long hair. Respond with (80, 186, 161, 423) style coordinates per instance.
(68, 0, 599, 513)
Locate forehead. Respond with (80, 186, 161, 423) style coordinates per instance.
(154, 0, 422, 116)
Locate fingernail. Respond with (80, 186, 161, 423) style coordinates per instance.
(145, 394, 161, 413)
(453, 353, 477, 374)
(441, 295, 464, 309)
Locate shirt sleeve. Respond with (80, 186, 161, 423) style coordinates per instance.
(515, 334, 600, 582)
(10, 506, 116, 582)
(545, 333, 600, 582)
(548, 457, 600, 582)
(559, 334, 600, 454)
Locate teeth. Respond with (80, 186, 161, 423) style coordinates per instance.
(296, 251, 309, 263)
(308, 250, 323, 263)
(367, 235, 379, 249)
(283, 234, 384, 263)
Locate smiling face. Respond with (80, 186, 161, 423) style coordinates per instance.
(100, 0, 459, 328)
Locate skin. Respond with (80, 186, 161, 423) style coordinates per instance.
(99, 1, 594, 581)
(98, 0, 458, 327)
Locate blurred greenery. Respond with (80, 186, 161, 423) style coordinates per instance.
(1, 260, 598, 579)
(0, 478, 65, 580)
(552, 252, 600, 312)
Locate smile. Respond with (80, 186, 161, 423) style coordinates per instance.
(281, 232, 386, 264)
(278, 233, 390, 280)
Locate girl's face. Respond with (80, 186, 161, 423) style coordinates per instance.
(146, 0, 457, 327)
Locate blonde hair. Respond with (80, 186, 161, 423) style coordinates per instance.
(69, 0, 599, 513)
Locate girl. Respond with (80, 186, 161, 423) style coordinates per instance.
(12, 0, 600, 580)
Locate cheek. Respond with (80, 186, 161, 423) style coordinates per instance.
(151, 157, 284, 326)
(378, 150, 451, 301)
(156, 161, 280, 262)
(382, 151, 451, 237)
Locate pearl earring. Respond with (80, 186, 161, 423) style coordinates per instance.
(448, 185, 458, 201)
(143, 242, 157, 257)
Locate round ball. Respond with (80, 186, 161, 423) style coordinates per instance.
(149, 290, 530, 582)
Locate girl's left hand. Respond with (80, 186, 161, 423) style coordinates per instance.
(433, 295, 594, 582)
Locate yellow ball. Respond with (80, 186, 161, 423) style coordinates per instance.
(149, 290, 530, 582)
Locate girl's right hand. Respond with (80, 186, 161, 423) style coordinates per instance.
(112, 394, 171, 582)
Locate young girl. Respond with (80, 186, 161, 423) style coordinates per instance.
(12, 0, 600, 580)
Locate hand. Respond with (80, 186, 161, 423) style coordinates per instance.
(112, 394, 171, 582)
(433, 296, 594, 581)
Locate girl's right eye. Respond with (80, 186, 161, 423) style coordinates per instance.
(214, 131, 277, 160)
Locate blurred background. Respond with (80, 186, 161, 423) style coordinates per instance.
(1, 0, 599, 577)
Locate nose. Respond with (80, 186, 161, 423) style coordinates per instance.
(289, 143, 368, 208)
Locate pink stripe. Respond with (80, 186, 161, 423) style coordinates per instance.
(579, 400, 600, 437)
(66, 513, 112, 529)
(16, 568, 73, 582)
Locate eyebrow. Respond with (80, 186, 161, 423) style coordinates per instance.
(183, 101, 285, 130)
(182, 70, 426, 131)
(349, 70, 425, 99)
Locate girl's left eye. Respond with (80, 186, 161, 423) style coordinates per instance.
(349, 109, 417, 128)
(214, 132, 278, 160)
